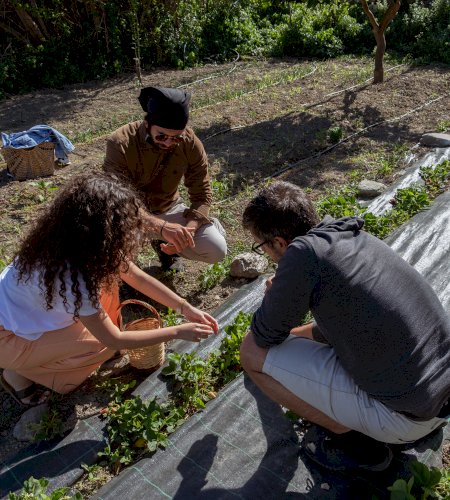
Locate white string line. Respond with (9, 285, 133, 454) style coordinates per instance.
(204, 63, 406, 143)
(212, 91, 449, 207)
(176, 51, 241, 89)
(194, 63, 319, 116)
(268, 91, 450, 179)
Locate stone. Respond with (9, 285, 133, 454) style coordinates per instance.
(13, 403, 49, 441)
(357, 179, 387, 199)
(420, 133, 450, 147)
(229, 253, 268, 279)
(99, 353, 130, 377)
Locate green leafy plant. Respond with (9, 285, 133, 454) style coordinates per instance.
(198, 256, 232, 291)
(100, 312, 252, 470)
(211, 177, 232, 201)
(328, 126, 343, 144)
(80, 463, 103, 482)
(387, 461, 450, 500)
(162, 352, 215, 412)
(437, 120, 450, 133)
(160, 308, 183, 327)
(30, 180, 58, 203)
(99, 395, 184, 472)
(210, 311, 252, 384)
(420, 160, 450, 197)
(8, 476, 82, 499)
(31, 408, 64, 442)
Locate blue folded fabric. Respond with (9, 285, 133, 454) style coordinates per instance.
(1, 125, 74, 163)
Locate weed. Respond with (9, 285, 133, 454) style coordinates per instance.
(328, 126, 343, 144)
(0, 258, 7, 273)
(314, 128, 328, 148)
(160, 308, 183, 327)
(387, 461, 450, 500)
(80, 463, 103, 482)
(198, 257, 232, 291)
(437, 119, 450, 133)
(31, 408, 64, 442)
(8, 476, 82, 499)
(29, 180, 58, 203)
(211, 176, 232, 201)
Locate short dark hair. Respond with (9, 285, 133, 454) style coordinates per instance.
(242, 181, 319, 243)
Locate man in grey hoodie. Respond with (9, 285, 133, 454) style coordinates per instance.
(240, 181, 450, 472)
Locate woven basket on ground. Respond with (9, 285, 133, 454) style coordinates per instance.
(1, 142, 55, 181)
(118, 299, 165, 370)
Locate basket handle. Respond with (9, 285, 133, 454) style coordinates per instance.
(117, 299, 161, 330)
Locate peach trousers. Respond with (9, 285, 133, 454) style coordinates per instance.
(0, 287, 120, 394)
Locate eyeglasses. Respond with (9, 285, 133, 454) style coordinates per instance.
(154, 132, 185, 144)
(251, 240, 270, 255)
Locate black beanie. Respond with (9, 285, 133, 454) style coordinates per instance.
(138, 86, 191, 130)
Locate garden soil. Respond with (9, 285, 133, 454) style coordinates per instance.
(0, 57, 449, 484)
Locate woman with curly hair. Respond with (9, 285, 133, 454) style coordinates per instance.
(0, 172, 218, 406)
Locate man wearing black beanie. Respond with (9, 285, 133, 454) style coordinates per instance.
(104, 87, 227, 272)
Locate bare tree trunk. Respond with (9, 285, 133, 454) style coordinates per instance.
(14, 5, 46, 43)
(373, 30, 386, 83)
(29, 0, 49, 38)
(360, 0, 401, 84)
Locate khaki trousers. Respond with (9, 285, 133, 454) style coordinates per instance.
(0, 286, 120, 394)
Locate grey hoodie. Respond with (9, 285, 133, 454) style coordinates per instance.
(251, 216, 450, 420)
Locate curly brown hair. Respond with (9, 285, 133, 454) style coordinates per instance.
(15, 171, 144, 317)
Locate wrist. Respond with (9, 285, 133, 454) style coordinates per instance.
(160, 220, 168, 237)
(177, 298, 187, 315)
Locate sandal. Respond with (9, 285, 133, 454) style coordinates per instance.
(0, 373, 48, 407)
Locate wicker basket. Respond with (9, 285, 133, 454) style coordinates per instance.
(118, 299, 165, 370)
(1, 142, 55, 181)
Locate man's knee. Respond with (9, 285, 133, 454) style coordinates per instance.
(240, 332, 267, 373)
(192, 234, 227, 264)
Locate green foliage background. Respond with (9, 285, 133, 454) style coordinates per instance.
(1, 0, 449, 97)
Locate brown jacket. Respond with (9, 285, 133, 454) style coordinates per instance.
(103, 121, 212, 222)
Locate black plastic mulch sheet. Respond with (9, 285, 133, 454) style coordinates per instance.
(92, 189, 450, 499)
(0, 277, 267, 498)
(2, 190, 449, 498)
(92, 376, 448, 500)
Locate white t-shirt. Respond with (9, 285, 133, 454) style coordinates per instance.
(0, 262, 98, 340)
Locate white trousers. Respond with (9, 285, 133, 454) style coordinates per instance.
(155, 199, 227, 264)
(263, 335, 448, 444)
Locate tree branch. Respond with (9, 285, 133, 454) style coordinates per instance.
(360, 0, 379, 31)
(380, 0, 401, 32)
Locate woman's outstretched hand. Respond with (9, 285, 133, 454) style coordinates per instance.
(176, 323, 216, 342)
(182, 304, 219, 334)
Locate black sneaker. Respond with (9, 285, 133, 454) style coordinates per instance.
(151, 240, 185, 273)
(302, 426, 393, 472)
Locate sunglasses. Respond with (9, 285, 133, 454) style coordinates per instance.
(154, 132, 185, 144)
(251, 240, 270, 255)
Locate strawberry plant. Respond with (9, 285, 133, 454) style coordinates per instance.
(210, 311, 253, 384)
(162, 352, 215, 413)
(99, 311, 252, 471)
(8, 477, 82, 499)
(387, 461, 450, 500)
(99, 396, 184, 472)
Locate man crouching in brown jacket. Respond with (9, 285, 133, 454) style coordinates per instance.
(103, 86, 227, 272)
